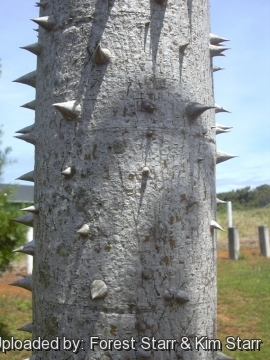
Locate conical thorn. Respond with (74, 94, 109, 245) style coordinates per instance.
(77, 224, 90, 236)
(211, 220, 225, 231)
(216, 150, 238, 164)
(11, 213, 34, 227)
(91, 280, 108, 299)
(14, 133, 36, 146)
(215, 103, 231, 113)
(216, 198, 227, 204)
(209, 45, 230, 57)
(12, 240, 35, 256)
(53, 100, 81, 120)
(185, 102, 214, 120)
(17, 323, 33, 333)
(142, 167, 150, 176)
(92, 44, 111, 65)
(21, 100, 36, 111)
(13, 71, 36, 88)
(176, 290, 190, 303)
(210, 33, 229, 45)
(10, 276, 32, 291)
(215, 123, 233, 130)
(213, 66, 224, 72)
(20, 42, 42, 56)
(16, 170, 34, 182)
(61, 166, 75, 176)
(215, 127, 230, 135)
(15, 124, 35, 134)
(21, 204, 39, 214)
(31, 16, 55, 31)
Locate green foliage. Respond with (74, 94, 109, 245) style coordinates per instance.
(0, 126, 27, 274)
(217, 184, 270, 209)
(0, 128, 13, 179)
(0, 186, 28, 274)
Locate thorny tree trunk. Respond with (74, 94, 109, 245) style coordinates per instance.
(13, 0, 232, 359)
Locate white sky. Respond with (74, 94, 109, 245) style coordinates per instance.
(0, 1, 269, 193)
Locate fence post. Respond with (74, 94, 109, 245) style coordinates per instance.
(258, 225, 270, 257)
(26, 227, 33, 274)
(228, 227, 239, 260)
(227, 201, 232, 227)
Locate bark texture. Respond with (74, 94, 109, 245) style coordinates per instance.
(31, 0, 217, 359)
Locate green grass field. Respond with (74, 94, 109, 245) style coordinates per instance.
(217, 254, 270, 360)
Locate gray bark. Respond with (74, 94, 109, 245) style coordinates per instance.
(20, 0, 219, 359)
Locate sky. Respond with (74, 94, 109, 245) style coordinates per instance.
(0, 0, 269, 193)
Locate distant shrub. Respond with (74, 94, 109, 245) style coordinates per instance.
(217, 184, 270, 209)
(0, 186, 28, 274)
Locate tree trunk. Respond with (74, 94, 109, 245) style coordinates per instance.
(16, 0, 221, 359)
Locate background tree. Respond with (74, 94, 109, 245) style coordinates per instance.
(0, 61, 28, 274)
(0, 129, 28, 274)
(217, 184, 270, 209)
(13, 1, 234, 359)
(0, 187, 28, 273)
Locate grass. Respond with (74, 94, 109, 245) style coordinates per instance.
(216, 207, 270, 241)
(0, 296, 32, 360)
(217, 254, 270, 360)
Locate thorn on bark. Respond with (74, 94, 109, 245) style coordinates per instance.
(210, 220, 224, 231)
(20, 42, 42, 56)
(216, 150, 238, 164)
(13, 71, 36, 88)
(92, 44, 111, 65)
(21, 204, 39, 214)
(16, 170, 34, 182)
(14, 133, 36, 146)
(17, 322, 33, 333)
(15, 124, 35, 134)
(11, 213, 34, 227)
(91, 280, 108, 299)
(77, 224, 90, 236)
(53, 100, 81, 120)
(31, 16, 55, 31)
(10, 276, 33, 292)
(210, 33, 229, 45)
(185, 102, 214, 120)
(21, 100, 36, 111)
(175, 290, 190, 303)
(209, 45, 230, 57)
(12, 240, 35, 256)
(215, 103, 231, 113)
